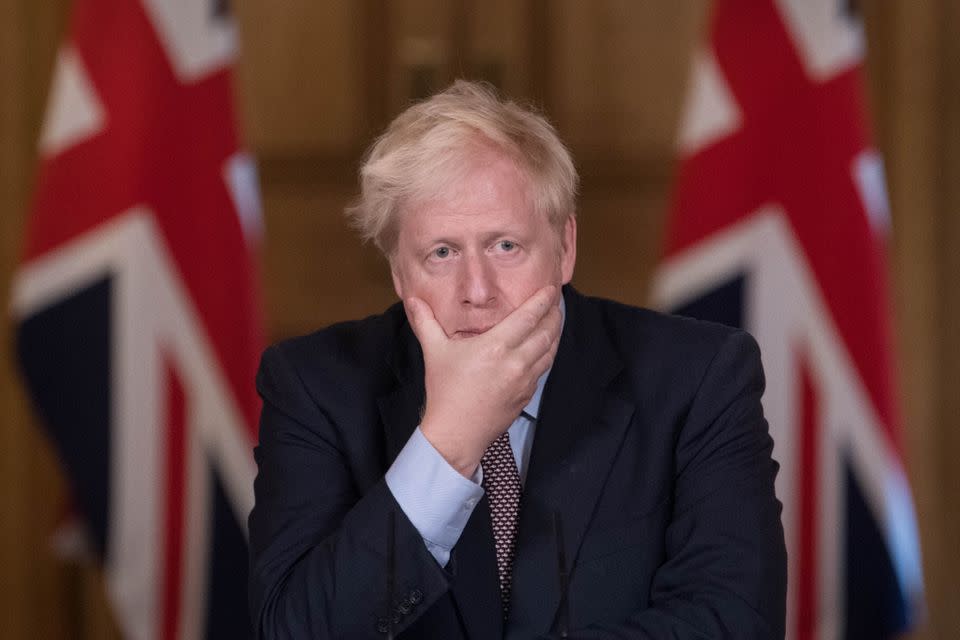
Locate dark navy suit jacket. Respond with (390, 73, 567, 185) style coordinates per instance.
(248, 287, 787, 639)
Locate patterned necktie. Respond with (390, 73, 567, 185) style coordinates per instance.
(481, 429, 523, 615)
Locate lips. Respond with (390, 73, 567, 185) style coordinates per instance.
(453, 326, 493, 338)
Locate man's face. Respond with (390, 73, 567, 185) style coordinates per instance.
(390, 148, 576, 339)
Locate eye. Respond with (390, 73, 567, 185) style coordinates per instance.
(431, 246, 452, 259)
(497, 240, 517, 252)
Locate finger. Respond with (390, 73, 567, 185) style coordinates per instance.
(404, 297, 446, 347)
(491, 285, 558, 347)
(511, 304, 562, 366)
(528, 331, 561, 381)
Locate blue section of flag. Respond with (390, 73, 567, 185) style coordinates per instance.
(205, 466, 252, 638)
(669, 274, 746, 331)
(16, 276, 114, 556)
(844, 459, 911, 637)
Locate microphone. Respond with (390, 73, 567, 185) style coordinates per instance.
(387, 509, 396, 640)
(554, 511, 569, 638)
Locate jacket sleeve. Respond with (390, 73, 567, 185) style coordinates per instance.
(541, 330, 787, 639)
(248, 344, 451, 639)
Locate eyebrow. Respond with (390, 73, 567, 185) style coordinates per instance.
(422, 237, 461, 250)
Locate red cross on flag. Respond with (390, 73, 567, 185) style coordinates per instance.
(11, 0, 264, 637)
(652, 1, 924, 638)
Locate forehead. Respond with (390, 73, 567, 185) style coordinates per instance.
(399, 150, 542, 234)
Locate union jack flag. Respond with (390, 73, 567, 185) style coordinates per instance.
(11, 0, 263, 637)
(652, 1, 924, 638)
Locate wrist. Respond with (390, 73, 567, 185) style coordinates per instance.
(420, 416, 483, 478)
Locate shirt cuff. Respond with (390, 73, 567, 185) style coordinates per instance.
(385, 427, 484, 566)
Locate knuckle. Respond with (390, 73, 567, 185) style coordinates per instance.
(488, 341, 506, 361)
(539, 330, 552, 352)
(507, 357, 526, 378)
(521, 308, 539, 329)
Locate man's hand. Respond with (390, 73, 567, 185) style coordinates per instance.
(404, 286, 563, 478)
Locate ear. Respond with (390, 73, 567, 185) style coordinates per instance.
(559, 215, 577, 285)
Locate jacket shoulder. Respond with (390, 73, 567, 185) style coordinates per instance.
(261, 302, 406, 391)
(578, 293, 759, 386)
(586, 294, 745, 350)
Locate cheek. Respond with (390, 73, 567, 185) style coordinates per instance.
(403, 274, 460, 322)
(500, 261, 559, 307)
(395, 257, 439, 295)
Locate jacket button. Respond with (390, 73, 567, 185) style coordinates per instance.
(409, 589, 423, 605)
(376, 618, 389, 634)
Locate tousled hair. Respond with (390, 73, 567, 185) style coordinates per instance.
(345, 80, 578, 254)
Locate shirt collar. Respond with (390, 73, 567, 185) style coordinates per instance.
(521, 295, 566, 420)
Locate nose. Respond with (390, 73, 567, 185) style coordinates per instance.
(459, 253, 496, 307)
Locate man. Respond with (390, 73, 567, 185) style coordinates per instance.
(248, 81, 786, 639)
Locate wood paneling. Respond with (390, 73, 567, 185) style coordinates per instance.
(932, 0, 960, 635)
(0, 1, 31, 633)
(462, 0, 535, 97)
(235, 1, 366, 153)
(862, 2, 956, 638)
(259, 184, 397, 338)
(386, 0, 456, 107)
(0, 0, 62, 636)
(549, 1, 709, 158)
(573, 189, 668, 307)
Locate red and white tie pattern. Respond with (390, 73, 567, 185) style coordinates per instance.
(482, 430, 523, 615)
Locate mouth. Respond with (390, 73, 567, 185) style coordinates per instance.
(453, 326, 493, 339)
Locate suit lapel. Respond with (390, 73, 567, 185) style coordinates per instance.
(377, 317, 503, 639)
(507, 288, 636, 636)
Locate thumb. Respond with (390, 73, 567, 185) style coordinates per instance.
(404, 297, 446, 346)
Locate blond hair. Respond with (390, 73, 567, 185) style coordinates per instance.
(346, 80, 578, 254)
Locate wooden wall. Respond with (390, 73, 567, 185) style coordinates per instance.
(232, 1, 710, 337)
(0, 1, 957, 638)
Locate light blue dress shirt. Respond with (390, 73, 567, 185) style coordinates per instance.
(385, 301, 563, 567)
